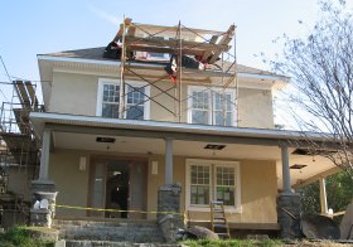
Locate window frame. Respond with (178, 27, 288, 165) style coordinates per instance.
(96, 78, 150, 120)
(185, 159, 242, 213)
(187, 86, 237, 126)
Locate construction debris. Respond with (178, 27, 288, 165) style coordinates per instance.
(340, 202, 353, 240)
(176, 226, 219, 240)
(301, 214, 340, 240)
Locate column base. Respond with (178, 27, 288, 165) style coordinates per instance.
(157, 184, 184, 242)
(30, 180, 58, 228)
(277, 193, 302, 239)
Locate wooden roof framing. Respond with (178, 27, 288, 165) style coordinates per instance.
(114, 18, 236, 64)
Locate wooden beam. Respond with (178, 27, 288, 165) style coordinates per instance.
(15, 80, 31, 107)
(132, 23, 225, 36)
(202, 35, 219, 61)
(208, 25, 236, 64)
(124, 36, 230, 57)
(24, 81, 38, 108)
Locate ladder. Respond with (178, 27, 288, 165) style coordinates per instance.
(210, 200, 231, 239)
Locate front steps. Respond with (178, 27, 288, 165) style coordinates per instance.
(53, 219, 166, 244)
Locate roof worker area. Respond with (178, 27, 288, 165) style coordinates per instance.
(103, 17, 236, 83)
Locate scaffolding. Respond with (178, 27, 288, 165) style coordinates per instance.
(0, 80, 42, 184)
(104, 18, 238, 125)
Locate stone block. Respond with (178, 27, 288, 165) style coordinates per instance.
(157, 184, 184, 243)
(277, 193, 301, 239)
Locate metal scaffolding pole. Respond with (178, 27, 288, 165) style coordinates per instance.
(118, 17, 127, 119)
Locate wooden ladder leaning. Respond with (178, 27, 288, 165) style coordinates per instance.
(210, 200, 231, 239)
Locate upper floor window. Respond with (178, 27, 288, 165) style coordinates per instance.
(187, 86, 236, 126)
(97, 79, 150, 120)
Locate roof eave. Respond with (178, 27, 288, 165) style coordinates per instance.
(29, 112, 332, 145)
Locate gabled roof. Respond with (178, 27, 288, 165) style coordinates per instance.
(38, 47, 287, 79)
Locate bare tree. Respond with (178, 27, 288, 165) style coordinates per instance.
(273, 0, 353, 177)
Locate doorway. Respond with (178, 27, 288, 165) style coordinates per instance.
(106, 161, 130, 218)
(89, 157, 148, 219)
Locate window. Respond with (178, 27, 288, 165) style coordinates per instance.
(186, 159, 241, 211)
(215, 166, 235, 205)
(97, 79, 150, 120)
(188, 86, 236, 126)
(190, 164, 210, 205)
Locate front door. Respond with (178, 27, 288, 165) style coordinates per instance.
(89, 157, 147, 219)
(105, 161, 130, 218)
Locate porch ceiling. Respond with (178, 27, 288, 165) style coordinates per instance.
(53, 131, 337, 189)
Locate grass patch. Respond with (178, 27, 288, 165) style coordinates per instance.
(0, 226, 55, 247)
(182, 239, 283, 247)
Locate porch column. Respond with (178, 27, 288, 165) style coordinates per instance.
(281, 144, 292, 194)
(277, 144, 301, 239)
(31, 127, 57, 228)
(164, 137, 173, 185)
(319, 177, 329, 215)
(39, 127, 51, 180)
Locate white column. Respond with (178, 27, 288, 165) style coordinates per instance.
(165, 138, 173, 185)
(319, 177, 329, 215)
(39, 128, 51, 180)
(281, 145, 292, 194)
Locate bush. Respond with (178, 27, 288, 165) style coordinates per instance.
(0, 227, 54, 247)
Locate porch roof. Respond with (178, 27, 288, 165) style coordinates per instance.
(30, 111, 333, 146)
(30, 112, 339, 188)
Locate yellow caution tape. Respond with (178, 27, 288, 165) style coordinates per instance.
(56, 204, 182, 215)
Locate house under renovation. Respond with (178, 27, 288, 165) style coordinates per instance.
(0, 18, 342, 242)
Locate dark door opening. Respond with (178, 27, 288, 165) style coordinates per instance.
(105, 161, 130, 218)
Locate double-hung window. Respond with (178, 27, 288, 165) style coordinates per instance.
(186, 159, 241, 212)
(188, 86, 236, 126)
(97, 79, 150, 120)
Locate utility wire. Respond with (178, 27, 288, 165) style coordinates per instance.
(0, 56, 11, 101)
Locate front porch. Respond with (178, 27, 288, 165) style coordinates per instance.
(29, 112, 338, 236)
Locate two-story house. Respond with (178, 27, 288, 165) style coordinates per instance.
(27, 19, 338, 236)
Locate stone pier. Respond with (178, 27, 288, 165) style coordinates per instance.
(157, 184, 184, 242)
(30, 180, 58, 228)
(277, 193, 302, 239)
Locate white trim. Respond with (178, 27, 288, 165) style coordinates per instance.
(185, 158, 242, 213)
(37, 55, 165, 69)
(238, 72, 289, 82)
(187, 85, 237, 127)
(38, 55, 121, 66)
(30, 111, 331, 142)
(96, 78, 150, 120)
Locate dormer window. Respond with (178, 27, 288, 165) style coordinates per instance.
(97, 79, 150, 120)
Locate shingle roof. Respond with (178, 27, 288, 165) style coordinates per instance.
(39, 47, 286, 78)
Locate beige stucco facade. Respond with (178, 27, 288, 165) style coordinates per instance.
(42, 62, 280, 224)
(48, 71, 274, 129)
(48, 148, 278, 223)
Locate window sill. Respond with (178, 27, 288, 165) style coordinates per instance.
(187, 205, 242, 214)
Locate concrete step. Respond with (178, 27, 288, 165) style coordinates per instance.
(60, 240, 181, 247)
(53, 219, 165, 243)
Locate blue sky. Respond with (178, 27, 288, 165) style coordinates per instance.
(0, 0, 324, 82)
(0, 0, 350, 128)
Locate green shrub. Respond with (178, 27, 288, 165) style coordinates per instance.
(0, 227, 54, 247)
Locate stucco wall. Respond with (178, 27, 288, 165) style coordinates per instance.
(48, 71, 274, 128)
(48, 149, 90, 217)
(49, 149, 277, 223)
(237, 88, 274, 129)
(49, 72, 98, 115)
